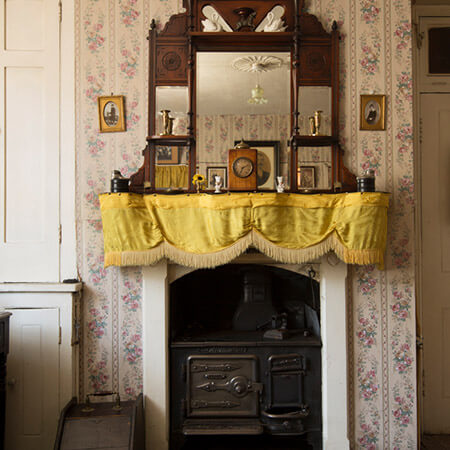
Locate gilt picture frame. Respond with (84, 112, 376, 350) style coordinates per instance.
(98, 95, 126, 132)
(360, 94, 386, 131)
(234, 140, 280, 190)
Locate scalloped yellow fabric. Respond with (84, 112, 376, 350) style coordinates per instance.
(99, 192, 389, 269)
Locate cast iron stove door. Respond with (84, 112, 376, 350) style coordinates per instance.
(186, 355, 262, 417)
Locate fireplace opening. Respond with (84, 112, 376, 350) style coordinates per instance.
(169, 264, 322, 450)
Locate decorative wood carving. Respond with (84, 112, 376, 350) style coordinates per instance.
(299, 44, 331, 84)
(156, 45, 188, 83)
(129, 147, 150, 193)
(159, 13, 188, 37)
(299, 13, 329, 36)
(196, 0, 297, 32)
(340, 165, 358, 192)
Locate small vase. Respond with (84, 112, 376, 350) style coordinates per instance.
(214, 175, 223, 193)
(276, 176, 285, 193)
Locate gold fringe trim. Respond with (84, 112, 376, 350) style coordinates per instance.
(104, 231, 384, 269)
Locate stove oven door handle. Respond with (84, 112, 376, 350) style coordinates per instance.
(196, 377, 263, 398)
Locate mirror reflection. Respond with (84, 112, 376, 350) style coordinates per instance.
(155, 145, 189, 190)
(298, 86, 332, 136)
(297, 147, 332, 191)
(196, 52, 291, 188)
(155, 86, 189, 135)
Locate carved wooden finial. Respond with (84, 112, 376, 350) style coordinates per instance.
(150, 19, 157, 30)
(234, 7, 256, 31)
(332, 20, 338, 31)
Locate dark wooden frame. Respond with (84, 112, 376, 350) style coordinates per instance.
(297, 165, 316, 189)
(206, 166, 227, 189)
(129, 0, 356, 193)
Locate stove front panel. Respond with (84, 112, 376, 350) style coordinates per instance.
(187, 355, 261, 417)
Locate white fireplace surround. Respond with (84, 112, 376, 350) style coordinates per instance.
(141, 255, 349, 450)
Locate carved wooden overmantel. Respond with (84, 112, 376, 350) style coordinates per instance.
(129, 0, 357, 193)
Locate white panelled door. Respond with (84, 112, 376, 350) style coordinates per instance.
(5, 308, 60, 450)
(0, 0, 60, 281)
(421, 93, 450, 433)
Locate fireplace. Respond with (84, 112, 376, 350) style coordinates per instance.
(169, 265, 321, 449)
(140, 255, 350, 450)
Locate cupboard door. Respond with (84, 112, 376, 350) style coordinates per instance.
(0, 0, 60, 281)
(421, 93, 450, 433)
(5, 308, 60, 450)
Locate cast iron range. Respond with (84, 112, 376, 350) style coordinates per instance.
(169, 266, 322, 449)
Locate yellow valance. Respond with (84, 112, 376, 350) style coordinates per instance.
(99, 192, 389, 269)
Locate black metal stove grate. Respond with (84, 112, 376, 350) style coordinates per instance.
(169, 265, 322, 450)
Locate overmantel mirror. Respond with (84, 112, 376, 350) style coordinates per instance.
(129, 0, 357, 193)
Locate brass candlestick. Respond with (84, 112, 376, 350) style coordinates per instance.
(168, 117, 174, 135)
(313, 110, 323, 136)
(160, 110, 173, 135)
(309, 116, 316, 136)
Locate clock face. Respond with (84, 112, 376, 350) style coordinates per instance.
(232, 156, 254, 178)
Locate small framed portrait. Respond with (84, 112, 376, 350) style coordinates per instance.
(98, 95, 126, 132)
(234, 140, 280, 190)
(360, 94, 386, 130)
(298, 166, 316, 189)
(207, 166, 227, 188)
(156, 146, 179, 164)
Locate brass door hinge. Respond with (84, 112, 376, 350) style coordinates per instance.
(72, 319, 81, 346)
(416, 335, 424, 350)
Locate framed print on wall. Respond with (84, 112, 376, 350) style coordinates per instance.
(98, 95, 126, 132)
(234, 140, 280, 190)
(360, 94, 386, 131)
(207, 166, 227, 189)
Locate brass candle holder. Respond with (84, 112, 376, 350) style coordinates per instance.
(313, 110, 323, 136)
(309, 116, 315, 136)
(160, 109, 174, 135)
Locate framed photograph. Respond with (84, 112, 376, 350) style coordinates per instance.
(234, 140, 280, 190)
(98, 95, 126, 132)
(298, 166, 316, 189)
(207, 166, 227, 189)
(360, 94, 386, 130)
(156, 146, 179, 164)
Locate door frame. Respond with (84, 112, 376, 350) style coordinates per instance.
(60, 0, 77, 281)
(412, 4, 450, 440)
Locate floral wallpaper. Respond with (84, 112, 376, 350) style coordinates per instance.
(75, 0, 416, 447)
